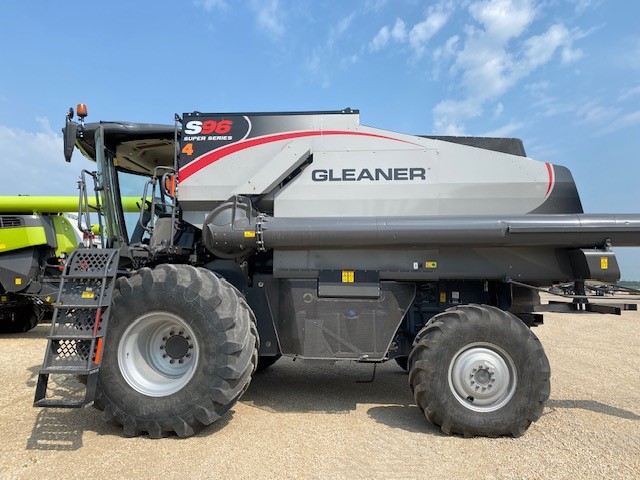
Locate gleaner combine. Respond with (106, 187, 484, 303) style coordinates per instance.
(31, 104, 640, 438)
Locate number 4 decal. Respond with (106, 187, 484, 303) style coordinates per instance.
(181, 143, 194, 156)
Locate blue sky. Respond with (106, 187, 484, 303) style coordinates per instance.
(0, 0, 639, 278)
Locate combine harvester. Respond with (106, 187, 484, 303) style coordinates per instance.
(0, 196, 140, 332)
(29, 104, 640, 438)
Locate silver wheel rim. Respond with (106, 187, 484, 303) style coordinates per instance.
(448, 342, 517, 413)
(118, 311, 199, 397)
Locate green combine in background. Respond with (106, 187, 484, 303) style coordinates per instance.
(0, 196, 140, 332)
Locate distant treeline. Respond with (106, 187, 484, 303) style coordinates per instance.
(619, 280, 640, 289)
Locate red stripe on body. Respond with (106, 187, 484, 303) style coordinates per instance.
(179, 130, 422, 181)
(545, 162, 555, 197)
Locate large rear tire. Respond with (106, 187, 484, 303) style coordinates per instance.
(95, 264, 259, 438)
(408, 304, 550, 437)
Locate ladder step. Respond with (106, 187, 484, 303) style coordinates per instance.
(34, 398, 93, 408)
(39, 366, 99, 375)
(34, 248, 119, 409)
(47, 333, 103, 341)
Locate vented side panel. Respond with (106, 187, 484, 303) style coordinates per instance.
(277, 280, 415, 360)
(0, 216, 25, 228)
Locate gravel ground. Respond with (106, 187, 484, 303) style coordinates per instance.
(0, 304, 639, 480)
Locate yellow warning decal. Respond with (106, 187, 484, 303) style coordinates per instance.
(82, 291, 95, 299)
(0, 296, 7, 302)
(15, 278, 22, 285)
(342, 270, 355, 283)
(440, 292, 447, 303)
(425, 261, 438, 269)
(601, 257, 608, 269)
(243, 231, 256, 238)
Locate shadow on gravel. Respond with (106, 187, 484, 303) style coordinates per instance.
(241, 360, 443, 434)
(547, 399, 640, 420)
(366, 404, 442, 435)
(242, 361, 414, 414)
(25, 361, 116, 450)
(24, 350, 241, 442)
(27, 409, 86, 451)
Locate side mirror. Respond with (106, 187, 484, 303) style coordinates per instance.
(63, 108, 78, 163)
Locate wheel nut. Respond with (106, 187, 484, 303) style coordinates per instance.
(162, 354, 167, 358)
(162, 337, 167, 341)
(179, 331, 183, 335)
(186, 353, 191, 358)
(170, 359, 175, 364)
(160, 345, 164, 350)
(170, 331, 175, 336)
(179, 359, 184, 364)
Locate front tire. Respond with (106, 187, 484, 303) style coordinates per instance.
(95, 264, 259, 438)
(409, 304, 550, 437)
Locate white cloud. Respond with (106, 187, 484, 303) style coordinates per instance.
(391, 19, 407, 42)
(369, 25, 390, 52)
(561, 46, 584, 63)
(368, 1, 452, 56)
(0, 120, 90, 196)
(493, 102, 504, 118)
(341, 53, 359, 65)
(600, 110, 640, 135)
(468, 0, 537, 42)
(618, 85, 640, 102)
(251, 0, 285, 37)
(432, 99, 483, 134)
(365, 0, 388, 12)
(433, 35, 459, 61)
(576, 101, 621, 125)
(409, 4, 451, 57)
(432, 1, 586, 133)
(482, 121, 524, 137)
(525, 80, 549, 94)
(522, 24, 570, 69)
(329, 12, 356, 48)
(534, 95, 577, 118)
(570, 0, 602, 15)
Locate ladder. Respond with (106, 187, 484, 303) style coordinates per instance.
(34, 248, 119, 408)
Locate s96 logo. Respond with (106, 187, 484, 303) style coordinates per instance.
(184, 120, 233, 135)
(180, 115, 252, 161)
